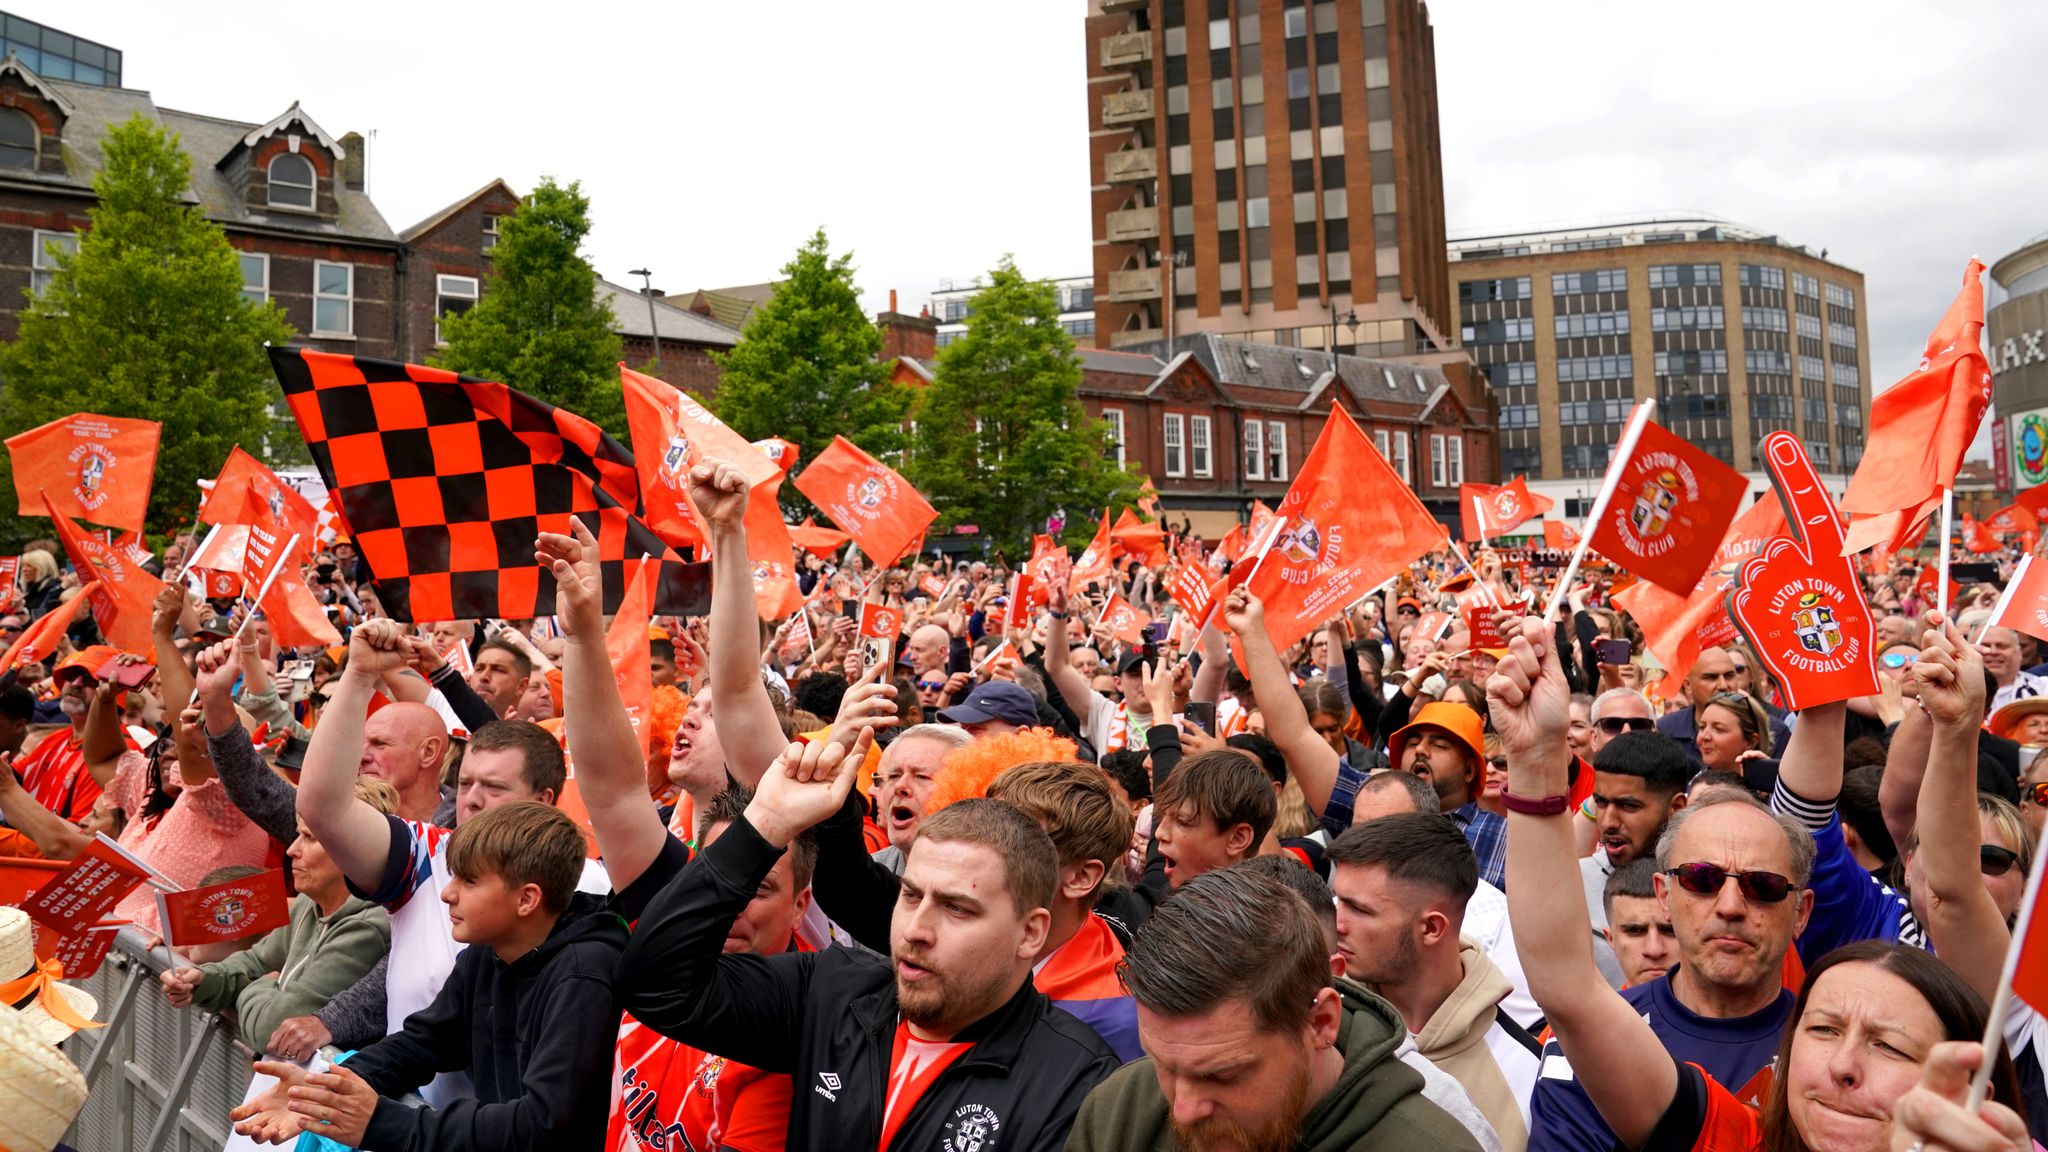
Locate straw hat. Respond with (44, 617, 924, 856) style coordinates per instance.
(0, 1000, 89, 1152)
(1989, 696, 2048, 742)
(0, 908, 100, 1047)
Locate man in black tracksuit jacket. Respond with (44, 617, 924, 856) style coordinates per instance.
(616, 753, 1119, 1152)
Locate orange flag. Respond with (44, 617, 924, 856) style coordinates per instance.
(1612, 496, 1785, 700)
(1111, 507, 1167, 567)
(2012, 857, 2048, 1014)
(1841, 260, 1992, 555)
(42, 491, 166, 653)
(1027, 535, 1066, 603)
(607, 557, 657, 757)
(1587, 419, 1747, 594)
(1543, 520, 1580, 550)
(1099, 590, 1148, 645)
(792, 436, 936, 570)
(789, 517, 850, 560)
(1987, 504, 2039, 536)
(1961, 514, 2001, 554)
(751, 437, 801, 470)
(245, 525, 340, 648)
(1460, 478, 1551, 542)
(199, 447, 321, 550)
(0, 580, 97, 675)
(161, 868, 291, 947)
(1137, 478, 1162, 520)
(1246, 406, 1442, 652)
(5, 413, 160, 531)
(1990, 554, 2048, 644)
(1069, 510, 1116, 594)
(621, 366, 802, 620)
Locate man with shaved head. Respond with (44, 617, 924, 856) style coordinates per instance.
(904, 623, 953, 676)
(296, 619, 608, 1104)
(1980, 625, 2047, 709)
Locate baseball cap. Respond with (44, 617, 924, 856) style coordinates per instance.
(1396, 597, 1423, 614)
(937, 682, 1039, 729)
(1115, 651, 1150, 676)
(176, 614, 235, 643)
(1386, 701, 1485, 770)
(52, 645, 119, 685)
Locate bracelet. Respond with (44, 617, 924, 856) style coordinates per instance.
(1501, 788, 1570, 816)
(1046, 609, 1068, 619)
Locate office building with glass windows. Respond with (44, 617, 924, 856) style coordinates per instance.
(929, 274, 1098, 348)
(0, 12, 119, 87)
(1083, 0, 1465, 374)
(1449, 217, 1871, 517)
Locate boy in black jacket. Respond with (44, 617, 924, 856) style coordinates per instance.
(231, 801, 626, 1151)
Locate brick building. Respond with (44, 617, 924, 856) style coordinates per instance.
(598, 276, 739, 399)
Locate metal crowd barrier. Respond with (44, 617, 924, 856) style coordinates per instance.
(58, 927, 255, 1152)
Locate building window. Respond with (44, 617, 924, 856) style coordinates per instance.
(1554, 310, 1631, 338)
(1191, 415, 1213, 477)
(1103, 408, 1126, 468)
(436, 274, 479, 345)
(1374, 429, 1410, 483)
(1649, 305, 1725, 332)
(1648, 263, 1722, 289)
(1430, 435, 1447, 486)
(1793, 272, 1820, 298)
(1245, 421, 1266, 480)
(1446, 436, 1463, 484)
(267, 152, 317, 210)
(482, 215, 502, 255)
(1738, 264, 1785, 290)
(31, 229, 76, 296)
(239, 252, 269, 304)
(1553, 269, 1626, 295)
(1164, 414, 1186, 477)
(0, 108, 35, 170)
(313, 260, 354, 336)
(1266, 421, 1288, 480)
(1824, 284, 1855, 310)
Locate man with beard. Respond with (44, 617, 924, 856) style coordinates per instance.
(1577, 732, 1690, 988)
(12, 646, 125, 824)
(616, 735, 1118, 1151)
(1067, 867, 1481, 1152)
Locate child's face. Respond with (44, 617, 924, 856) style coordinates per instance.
(441, 870, 526, 945)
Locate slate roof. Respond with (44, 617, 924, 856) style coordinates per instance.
(682, 282, 780, 330)
(599, 278, 742, 347)
(1088, 333, 1462, 417)
(400, 178, 517, 243)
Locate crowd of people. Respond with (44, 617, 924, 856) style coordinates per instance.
(0, 455, 2042, 1152)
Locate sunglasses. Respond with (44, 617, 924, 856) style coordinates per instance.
(916, 680, 946, 691)
(1880, 651, 1917, 669)
(1981, 845, 2020, 877)
(2026, 782, 2048, 808)
(1664, 861, 1796, 904)
(1596, 716, 1654, 735)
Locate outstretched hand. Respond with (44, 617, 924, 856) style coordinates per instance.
(745, 729, 876, 849)
(829, 661, 900, 749)
(534, 519, 605, 640)
(229, 1062, 311, 1144)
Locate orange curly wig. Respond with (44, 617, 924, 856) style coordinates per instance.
(923, 728, 1080, 816)
(645, 684, 690, 800)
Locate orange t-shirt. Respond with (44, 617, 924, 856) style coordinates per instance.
(16, 731, 99, 824)
(878, 1020, 971, 1151)
(610, 1014, 792, 1152)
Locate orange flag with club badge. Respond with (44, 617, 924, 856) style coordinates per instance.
(1612, 497, 1785, 701)
(1099, 590, 1149, 645)
(1460, 478, 1550, 542)
(199, 447, 322, 549)
(1069, 510, 1116, 594)
(161, 868, 291, 947)
(1842, 260, 1993, 555)
(6, 413, 160, 531)
(1726, 433, 1879, 710)
(1588, 418, 1747, 594)
(1543, 519, 1580, 550)
(622, 366, 803, 620)
(793, 436, 936, 570)
(0, 580, 97, 675)
(1961, 514, 2001, 554)
(1246, 406, 1442, 652)
(42, 491, 167, 653)
(1987, 504, 2039, 537)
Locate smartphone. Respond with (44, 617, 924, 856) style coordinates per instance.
(1594, 638, 1632, 665)
(1183, 700, 1217, 736)
(1145, 620, 1170, 644)
(96, 658, 157, 689)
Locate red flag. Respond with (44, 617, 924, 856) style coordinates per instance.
(1587, 419, 1747, 594)
(792, 436, 936, 569)
(0, 583, 95, 676)
(859, 602, 902, 642)
(0, 857, 66, 908)
(1111, 507, 1167, 567)
(1412, 609, 1453, 645)
(1990, 554, 2048, 644)
(1460, 478, 1551, 542)
(42, 922, 122, 980)
(246, 525, 341, 648)
(1215, 523, 1247, 563)
(2017, 485, 2048, 522)
(1169, 564, 1219, 621)
(1137, 478, 1162, 520)
(42, 491, 167, 653)
(789, 517, 851, 560)
(0, 556, 17, 610)
(1246, 407, 1442, 652)
(1462, 605, 1506, 651)
(1961, 515, 2001, 554)
(1612, 497, 1785, 700)
(1543, 520, 1580, 550)
(1027, 536, 1066, 601)
(751, 437, 801, 470)
(1069, 511, 1116, 594)
(199, 447, 321, 551)
(161, 868, 291, 947)
(1099, 590, 1148, 645)
(1005, 572, 1036, 634)
(1727, 434, 1880, 710)
(1842, 260, 1992, 554)
(1987, 504, 2039, 536)
(23, 836, 154, 937)
(6, 413, 161, 531)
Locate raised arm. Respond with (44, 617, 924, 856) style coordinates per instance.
(296, 620, 410, 890)
(537, 519, 669, 891)
(79, 667, 129, 786)
(1487, 611, 1675, 1149)
(1773, 699, 1846, 802)
(691, 460, 784, 791)
(1909, 611, 2010, 1000)
(1222, 588, 1340, 815)
(149, 585, 197, 726)
(1879, 702, 1932, 850)
(194, 641, 300, 844)
(1041, 568, 1099, 721)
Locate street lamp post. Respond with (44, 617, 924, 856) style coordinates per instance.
(629, 267, 662, 369)
(1329, 307, 1358, 356)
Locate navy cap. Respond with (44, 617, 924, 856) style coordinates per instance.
(936, 681, 1039, 729)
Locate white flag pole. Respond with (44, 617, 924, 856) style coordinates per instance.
(1936, 487, 1955, 615)
(1445, 538, 1499, 608)
(1543, 399, 1657, 623)
(229, 533, 301, 647)
(1983, 553, 2029, 640)
(1471, 494, 1489, 551)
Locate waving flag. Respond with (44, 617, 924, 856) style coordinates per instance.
(1099, 590, 1148, 645)
(793, 436, 936, 570)
(1543, 520, 1580, 550)
(1111, 507, 1167, 566)
(1069, 510, 1116, 594)
(606, 557, 658, 756)
(0, 580, 97, 675)
(43, 491, 167, 653)
(1612, 496, 1785, 700)
(789, 517, 850, 560)
(1587, 419, 1747, 594)
(6, 413, 160, 532)
(1460, 478, 1550, 542)
(161, 869, 290, 947)
(244, 525, 340, 648)
(1961, 514, 2001, 554)
(1989, 554, 2048, 644)
(269, 348, 709, 622)
(1987, 504, 2039, 537)
(1842, 260, 1992, 555)
(199, 447, 322, 552)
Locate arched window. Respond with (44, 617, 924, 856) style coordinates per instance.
(0, 109, 37, 170)
(267, 152, 315, 209)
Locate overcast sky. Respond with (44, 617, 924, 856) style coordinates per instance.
(60, 1, 2048, 439)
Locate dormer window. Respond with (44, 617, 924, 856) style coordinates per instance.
(0, 109, 35, 169)
(267, 152, 315, 209)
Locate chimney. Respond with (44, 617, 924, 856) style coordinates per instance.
(336, 131, 365, 191)
(876, 288, 938, 364)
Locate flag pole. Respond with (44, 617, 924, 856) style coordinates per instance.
(1471, 494, 1489, 552)
(174, 523, 224, 586)
(1936, 487, 1954, 615)
(1983, 554, 2029, 640)
(1543, 399, 1656, 623)
(1964, 845, 2046, 1110)
(1445, 537, 1499, 608)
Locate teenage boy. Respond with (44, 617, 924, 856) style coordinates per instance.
(231, 801, 627, 1149)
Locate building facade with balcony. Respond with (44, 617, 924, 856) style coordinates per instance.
(1084, 0, 1462, 379)
(1449, 217, 1871, 521)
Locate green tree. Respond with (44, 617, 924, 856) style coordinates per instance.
(0, 115, 294, 544)
(909, 259, 1138, 555)
(435, 178, 624, 435)
(713, 229, 912, 513)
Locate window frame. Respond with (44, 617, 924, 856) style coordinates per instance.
(1190, 415, 1213, 478)
(31, 229, 77, 297)
(266, 152, 318, 211)
(1102, 407, 1127, 468)
(1245, 420, 1266, 480)
(1446, 435, 1463, 484)
(312, 259, 355, 337)
(239, 251, 270, 304)
(0, 107, 36, 170)
(1164, 413, 1186, 478)
(1430, 434, 1446, 486)
(435, 273, 480, 345)
(1267, 420, 1288, 481)
(482, 214, 502, 256)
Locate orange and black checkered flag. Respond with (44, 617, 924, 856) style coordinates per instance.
(268, 347, 708, 622)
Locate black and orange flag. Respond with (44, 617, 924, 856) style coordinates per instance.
(267, 348, 709, 622)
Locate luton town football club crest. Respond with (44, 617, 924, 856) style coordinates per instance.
(1492, 491, 1522, 523)
(663, 433, 691, 478)
(1792, 592, 1843, 656)
(212, 896, 246, 930)
(70, 444, 115, 511)
(856, 476, 886, 509)
(1630, 471, 1682, 537)
(1277, 518, 1323, 565)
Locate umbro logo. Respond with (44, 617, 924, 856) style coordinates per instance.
(814, 1071, 841, 1102)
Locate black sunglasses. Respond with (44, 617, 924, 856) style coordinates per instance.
(1981, 845, 2020, 877)
(1665, 862, 1796, 904)
(1596, 716, 1654, 735)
